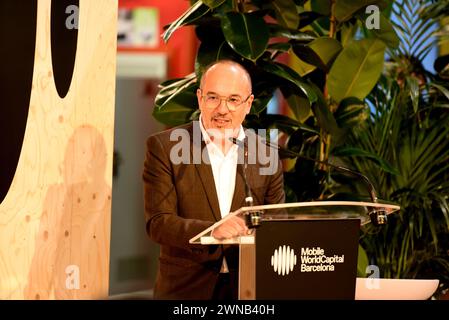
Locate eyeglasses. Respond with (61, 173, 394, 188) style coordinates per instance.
(200, 90, 251, 111)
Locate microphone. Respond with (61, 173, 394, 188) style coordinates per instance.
(261, 139, 388, 226)
(230, 137, 388, 226)
(230, 137, 262, 228)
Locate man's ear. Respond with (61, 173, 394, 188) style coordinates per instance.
(196, 89, 203, 109)
(245, 94, 254, 114)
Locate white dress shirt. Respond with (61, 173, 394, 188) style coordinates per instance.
(199, 115, 245, 219)
(199, 115, 245, 273)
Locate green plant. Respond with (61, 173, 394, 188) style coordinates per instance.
(336, 0, 449, 297)
(340, 75, 449, 296)
(154, 0, 399, 201)
(151, 0, 449, 297)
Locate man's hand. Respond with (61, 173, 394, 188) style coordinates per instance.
(211, 216, 249, 240)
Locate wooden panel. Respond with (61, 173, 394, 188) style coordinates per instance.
(239, 243, 255, 300)
(0, 1, 37, 203)
(0, 0, 117, 299)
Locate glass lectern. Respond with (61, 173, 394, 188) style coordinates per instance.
(190, 201, 400, 300)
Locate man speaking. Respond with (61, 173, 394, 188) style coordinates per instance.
(143, 60, 285, 300)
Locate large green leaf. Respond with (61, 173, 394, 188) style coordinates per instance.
(271, 0, 300, 29)
(333, 146, 399, 175)
(202, 0, 226, 9)
(262, 114, 319, 135)
(287, 126, 304, 146)
(335, 97, 368, 128)
(162, 1, 209, 42)
(221, 12, 269, 61)
(153, 85, 198, 126)
(359, 12, 400, 49)
(155, 73, 197, 104)
(341, 22, 358, 47)
(373, 13, 400, 49)
(250, 95, 272, 115)
(267, 42, 292, 52)
(298, 11, 323, 29)
(311, 0, 331, 16)
(357, 245, 369, 278)
(328, 39, 386, 103)
(268, 24, 316, 42)
(281, 86, 312, 122)
(195, 41, 237, 78)
(311, 16, 330, 37)
(335, 0, 386, 22)
(262, 61, 317, 103)
(309, 83, 341, 136)
(293, 37, 342, 72)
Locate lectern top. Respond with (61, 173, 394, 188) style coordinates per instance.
(189, 201, 400, 245)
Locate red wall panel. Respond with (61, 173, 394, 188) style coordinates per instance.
(118, 0, 198, 78)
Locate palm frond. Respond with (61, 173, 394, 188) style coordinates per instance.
(343, 61, 449, 288)
(390, 0, 441, 61)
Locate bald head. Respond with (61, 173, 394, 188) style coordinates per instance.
(197, 59, 254, 133)
(200, 60, 252, 93)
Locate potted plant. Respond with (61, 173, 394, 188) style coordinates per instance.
(152, 0, 449, 297)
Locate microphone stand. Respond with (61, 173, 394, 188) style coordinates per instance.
(231, 137, 388, 226)
(232, 137, 263, 229)
(262, 139, 388, 226)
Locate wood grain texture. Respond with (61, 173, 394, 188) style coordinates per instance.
(239, 243, 255, 300)
(0, 0, 117, 299)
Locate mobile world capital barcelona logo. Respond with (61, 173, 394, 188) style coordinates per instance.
(271, 245, 297, 276)
(271, 246, 346, 275)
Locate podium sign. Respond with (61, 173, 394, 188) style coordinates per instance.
(255, 219, 359, 299)
(190, 201, 400, 300)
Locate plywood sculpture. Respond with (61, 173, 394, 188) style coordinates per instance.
(0, 0, 117, 299)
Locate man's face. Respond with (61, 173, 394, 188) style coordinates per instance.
(197, 63, 253, 135)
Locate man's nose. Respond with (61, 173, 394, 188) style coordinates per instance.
(216, 98, 230, 113)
